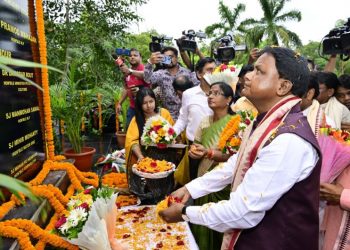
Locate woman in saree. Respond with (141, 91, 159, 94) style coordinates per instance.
(125, 87, 174, 173)
(188, 82, 235, 250)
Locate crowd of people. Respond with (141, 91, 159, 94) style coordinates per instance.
(115, 42, 350, 250)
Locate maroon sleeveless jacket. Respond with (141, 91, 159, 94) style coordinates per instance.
(234, 105, 322, 250)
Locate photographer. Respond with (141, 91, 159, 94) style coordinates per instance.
(116, 48, 149, 130)
(144, 46, 199, 120)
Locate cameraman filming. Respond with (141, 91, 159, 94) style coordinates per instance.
(176, 31, 206, 71)
(144, 46, 199, 120)
(116, 48, 149, 130)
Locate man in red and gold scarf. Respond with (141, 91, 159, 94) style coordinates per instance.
(160, 47, 322, 250)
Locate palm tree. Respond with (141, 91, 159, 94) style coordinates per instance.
(205, 1, 246, 42)
(241, 0, 302, 48)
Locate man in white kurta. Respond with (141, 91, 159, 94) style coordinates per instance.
(160, 47, 321, 250)
(173, 57, 216, 142)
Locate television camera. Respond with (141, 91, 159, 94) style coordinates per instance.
(215, 32, 247, 62)
(149, 35, 173, 53)
(322, 18, 350, 61)
(176, 29, 207, 52)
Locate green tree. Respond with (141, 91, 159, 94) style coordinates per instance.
(43, 0, 147, 89)
(205, 1, 246, 40)
(241, 0, 302, 48)
(298, 41, 328, 70)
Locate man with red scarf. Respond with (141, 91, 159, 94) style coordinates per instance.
(160, 47, 321, 250)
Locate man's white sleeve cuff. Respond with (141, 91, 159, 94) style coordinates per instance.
(185, 179, 207, 199)
(186, 206, 203, 224)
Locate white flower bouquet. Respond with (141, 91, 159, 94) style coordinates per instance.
(55, 187, 127, 250)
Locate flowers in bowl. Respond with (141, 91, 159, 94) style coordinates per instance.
(136, 157, 174, 174)
(141, 115, 177, 148)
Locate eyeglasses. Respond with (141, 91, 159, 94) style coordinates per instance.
(206, 91, 225, 97)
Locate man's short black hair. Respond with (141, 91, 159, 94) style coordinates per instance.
(130, 48, 141, 57)
(238, 64, 254, 78)
(260, 46, 310, 98)
(195, 57, 215, 73)
(339, 74, 350, 89)
(306, 72, 320, 99)
(316, 71, 340, 92)
(161, 46, 178, 57)
(172, 75, 194, 92)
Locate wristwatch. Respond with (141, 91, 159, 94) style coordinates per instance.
(181, 205, 190, 222)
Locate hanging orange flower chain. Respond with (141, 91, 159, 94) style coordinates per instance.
(35, 214, 59, 250)
(218, 115, 241, 151)
(35, 0, 55, 159)
(0, 160, 99, 248)
(31, 186, 66, 216)
(0, 219, 78, 250)
(0, 1, 101, 249)
(0, 225, 36, 250)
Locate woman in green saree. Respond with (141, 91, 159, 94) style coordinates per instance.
(189, 82, 235, 250)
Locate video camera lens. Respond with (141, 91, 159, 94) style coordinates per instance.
(149, 42, 162, 53)
(178, 30, 206, 52)
(322, 17, 350, 57)
(149, 35, 172, 53)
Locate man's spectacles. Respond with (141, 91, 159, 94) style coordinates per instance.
(206, 91, 225, 97)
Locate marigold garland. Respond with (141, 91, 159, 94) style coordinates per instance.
(0, 160, 99, 248)
(29, 160, 99, 191)
(0, 225, 35, 250)
(218, 115, 241, 150)
(0, 200, 16, 220)
(31, 186, 66, 215)
(65, 184, 76, 199)
(54, 155, 66, 161)
(1, 219, 78, 250)
(35, 0, 55, 159)
(44, 184, 69, 205)
(35, 214, 59, 250)
(0, 1, 101, 249)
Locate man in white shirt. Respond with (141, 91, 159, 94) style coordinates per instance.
(173, 58, 216, 179)
(160, 47, 321, 250)
(301, 72, 336, 128)
(173, 57, 216, 143)
(316, 71, 350, 129)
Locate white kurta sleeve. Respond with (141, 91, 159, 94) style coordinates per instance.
(173, 93, 189, 136)
(185, 153, 238, 199)
(186, 133, 319, 233)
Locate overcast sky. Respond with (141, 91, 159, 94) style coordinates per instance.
(129, 0, 349, 46)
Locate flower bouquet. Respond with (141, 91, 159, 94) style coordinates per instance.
(55, 187, 126, 250)
(318, 127, 350, 182)
(141, 115, 177, 149)
(218, 111, 255, 155)
(213, 63, 239, 73)
(204, 64, 241, 92)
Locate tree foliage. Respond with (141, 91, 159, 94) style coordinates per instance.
(241, 0, 302, 48)
(205, 1, 246, 40)
(43, 0, 147, 89)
